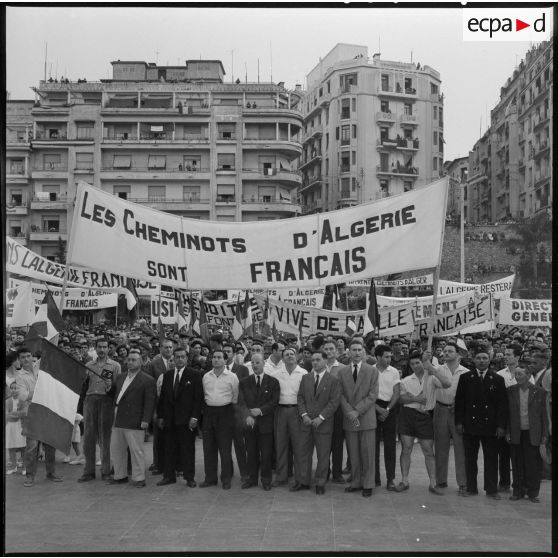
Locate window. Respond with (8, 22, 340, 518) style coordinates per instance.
(340, 125, 350, 145)
(341, 99, 350, 119)
(216, 184, 235, 202)
(404, 77, 413, 92)
(319, 87, 323, 98)
(217, 123, 235, 140)
(403, 181, 413, 192)
(43, 153, 61, 171)
(433, 106, 438, 119)
(380, 100, 390, 113)
(9, 159, 24, 174)
(183, 185, 201, 201)
(380, 153, 389, 171)
(381, 74, 389, 91)
(148, 155, 166, 169)
(9, 190, 22, 206)
(9, 220, 22, 236)
(43, 184, 61, 201)
(217, 153, 235, 170)
(76, 123, 94, 139)
(430, 83, 439, 95)
(340, 153, 350, 172)
(351, 151, 356, 165)
(352, 125, 357, 138)
(463, 186, 468, 201)
(404, 128, 413, 140)
(325, 133, 329, 150)
(75, 152, 93, 170)
(433, 157, 438, 171)
(340, 73, 358, 92)
(42, 218, 60, 232)
(148, 185, 166, 201)
(258, 186, 275, 202)
(380, 179, 389, 195)
(327, 81, 330, 94)
(433, 131, 438, 146)
(340, 178, 350, 197)
(183, 156, 201, 171)
(351, 98, 356, 113)
(380, 127, 389, 142)
(351, 177, 357, 192)
(335, 127, 339, 140)
(114, 185, 130, 200)
(113, 154, 131, 169)
(404, 103, 413, 115)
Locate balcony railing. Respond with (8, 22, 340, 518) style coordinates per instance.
(101, 166, 210, 173)
(376, 165, 419, 176)
(34, 132, 68, 140)
(217, 132, 237, 140)
(31, 194, 69, 203)
(33, 164, 68, 172)
(242, 197, 295, 204)
(29, 226, 67, 234)
(128, 197, 210, 205)
(7, 167, 26, 175)
(375, 111, 395, 122)
(400, 114, 418, 124)
(242, 167, 302, 179)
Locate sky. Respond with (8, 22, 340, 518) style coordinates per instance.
(5, 5, 546, 161)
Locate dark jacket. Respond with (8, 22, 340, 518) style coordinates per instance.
(507, 383, 548, 446)
(297, 371, 341, 434)
(238, 373, 280, 433)
(113, 372, 157, 430)
(454, 369, 508, 436)
(157, 366, 203, 428)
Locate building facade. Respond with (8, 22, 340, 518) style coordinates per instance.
(466, 40, 552, 223)
(298, 44, 443, 214)
(5, 59, 303, 259)
(443, 156, 469, 219)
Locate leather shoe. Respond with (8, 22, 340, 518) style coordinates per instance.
(529, 496, 540, 503)
(362, 488, 373, 498)
(315, 486, 325, 495)
(222, 483, 231, 490)
(151, 469, 163, 476)
(486, 492, 501, 500)
(46, 474, 63, 482)
(199, 481, 217, 488)
(394, 482, 409, 492)
(185, 480, 197, 488)
(242, 481, 255, 489)
(133, 480, 146, 487)
(290, 482, 310, 492)
(375, 480, 382, 487)
(272, 479, 287, 487)
(156, 478, 176, 486)
(463, 490, 479, 497)
(77, 474, 95, 483)
(436, 482, 448, 489)
(331, 476, 346, 484)
(108, 477, 129, 485)
(498, 484, 510, 492)
(386, 481, 396, 491)
(458, 486, 468, 496)
(429, 486, 445, 496)
(344, 486, 363, 493)
(509, 493, 524, 501)
(262, 484, 272, 491)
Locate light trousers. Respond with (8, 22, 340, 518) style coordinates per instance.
(345, 429, 376, 490)
(433, 404, 466, 487)
(110, 427, 146, 482)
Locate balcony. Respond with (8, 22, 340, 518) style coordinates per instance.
(534, 173, 550, 188)
(242, 138, 302, 156)
(31, 164, 68, 178)
(534, 141, 550, 158)
(376, 164, 419, 177)
(301, 201, 322, 214)
(30, 194, 70, 210)
(397, 138, 419, 150)
(242, 199, 301, 214)
(300, 175, 323, 193)
(127, 197, 211, 211)
(377, 85, 417, 99)
(101, 133, 210, 146)
(216, 132, 237, 142)
(6, 199, 29, 216)
(6, 167, 29, 179)
(298, 152, 322, 171)
(376, 138, 398, 150)
(100, 166, 211, 179)
(533, 112, 550, 131)
(9, 232, 28, 245)
(375, 111, 396, 123)
(29, 227, 68, 242)
(400, 114, 418, 125)
(33, 131, 68, 141)
(241, 105, 303, 119)
(241, 167, 302, 185)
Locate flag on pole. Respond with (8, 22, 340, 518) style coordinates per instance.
(231, 297, 244, 341)
(241, 291, 253, 337)
(22, 339, 88, 454)
(7, 281, 36, 327)
(297, 314, 304, 348)
(363, 279, 380, 336)
(344, 316, 357, 337)
(175, 290, 188, 332)
(197, 294, 209, 343)
(260, 294, 272, 337)
(271, 320, 278, 342)
(125, 278, 139, 320)
(26, 289, 65, 343)
(157, 316, 166, 344)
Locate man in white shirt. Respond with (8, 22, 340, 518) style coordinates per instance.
(373, 344, 400, 491)
(265, 342, 286, 375)
(269, 347, 307, 486)
(433, 342, 469, 494)
(395, 350, 451, 495)
(200, 349, 239, 490)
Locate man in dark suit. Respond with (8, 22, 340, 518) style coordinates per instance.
(238, 353, 280, 490)
(338, 339, 379, 498)
(455, 350, 508, 499)
(145, 338, 174, 475)
(293, 350, 341, 495)
(507, 363, 549, 503)
(156, 347, 203, 487)
(108, 352, 157, 487)
(223, 343, 250, 484)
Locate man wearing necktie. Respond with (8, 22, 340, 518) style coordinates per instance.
(337, 340, 379, 498)
(293, 350, 341, 494)
(108, 352, 156, 487)
(156, 347, 203, 487)
(455, 350, 508, 499)
(238, 354, 280, 490)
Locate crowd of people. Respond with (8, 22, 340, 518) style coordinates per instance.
(5, 321, 552, 503)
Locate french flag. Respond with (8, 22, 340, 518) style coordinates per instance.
(23, 340, 88, 454)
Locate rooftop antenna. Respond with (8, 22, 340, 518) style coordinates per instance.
(231, 49, 234, 82)
(55, 59, 58, 80)
(411, 50, 413, 64)
(49, 63, 52, 79)
(44, 42, 47, 81)
(270, 41, 273, 83)
(245, 61, 248, 83)
(155, 50, 159, 64)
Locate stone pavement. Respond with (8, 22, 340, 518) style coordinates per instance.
(5, 440, 552, 554)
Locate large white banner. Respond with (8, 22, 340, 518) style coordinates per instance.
(498, 299, 551, 327)
(264, 297, 416, 337)
(228, 287, 325, 308)
(437, 275, 515, 299)
(414, 295, 493, 337)
(348, 274, 434, 288)
(67, 179, 448, 289)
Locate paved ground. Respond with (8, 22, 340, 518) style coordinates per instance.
(5, 440, 552, 554)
